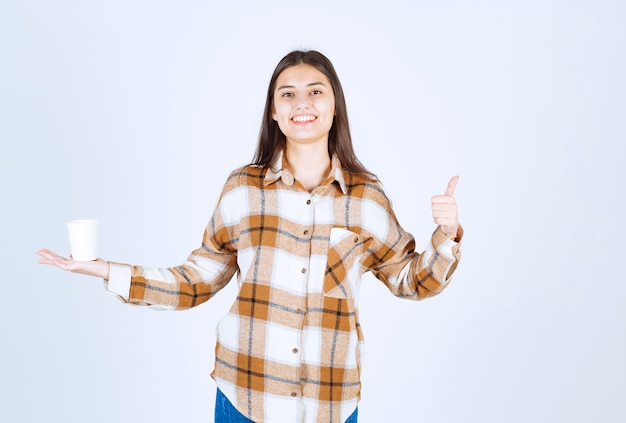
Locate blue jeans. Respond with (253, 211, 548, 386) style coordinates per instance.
(214, 389, 358, 422)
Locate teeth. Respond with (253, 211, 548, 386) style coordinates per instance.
(292, 115, 316, 123)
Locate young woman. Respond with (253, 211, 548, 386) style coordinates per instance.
(38, 50, 462, 423)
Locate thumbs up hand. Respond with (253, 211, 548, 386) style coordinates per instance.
(431, 176, 460, 240)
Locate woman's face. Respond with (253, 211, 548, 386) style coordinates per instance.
(272, 64, 336, 148)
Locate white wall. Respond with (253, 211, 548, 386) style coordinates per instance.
(1, 1, 624, 422)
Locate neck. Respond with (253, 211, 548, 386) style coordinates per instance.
(284, 140, 331, 192)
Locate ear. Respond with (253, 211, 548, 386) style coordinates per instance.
(271, 107, 277, 121)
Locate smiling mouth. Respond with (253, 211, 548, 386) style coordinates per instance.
(292, 115, 317, 123)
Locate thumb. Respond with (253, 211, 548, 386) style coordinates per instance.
(444, 175, 459, 197)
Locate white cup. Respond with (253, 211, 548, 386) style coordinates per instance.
(66, 219, 99, 261)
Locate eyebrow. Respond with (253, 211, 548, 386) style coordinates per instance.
(276, 81, 327, 91)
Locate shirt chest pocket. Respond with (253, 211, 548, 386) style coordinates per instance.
(323, 228, 364, 298)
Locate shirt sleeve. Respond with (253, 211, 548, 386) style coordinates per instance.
(104, 179, 240, 310)
(363, 183, 462, 300)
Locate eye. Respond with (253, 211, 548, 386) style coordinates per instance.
(281, 92, 294, 98)
(310, 89, 322, 95)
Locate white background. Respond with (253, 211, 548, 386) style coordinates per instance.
(1, 1, 625, 422)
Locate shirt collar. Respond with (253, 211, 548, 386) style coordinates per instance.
(263, 150, 348, 194)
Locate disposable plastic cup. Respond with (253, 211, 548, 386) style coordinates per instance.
(66, 219, 98, 261)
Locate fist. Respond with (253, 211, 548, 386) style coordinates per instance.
(431, 176, 459, 240)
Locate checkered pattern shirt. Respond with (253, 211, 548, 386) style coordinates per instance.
(106, 153, 462, 423)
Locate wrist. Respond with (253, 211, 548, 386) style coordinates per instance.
(448, 225, 462, 242)
(96, 259, 110, 280)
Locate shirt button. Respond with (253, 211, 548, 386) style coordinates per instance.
(354, 237, 359, 242)
(301, 268, 307, 274)
(303, 229, 309, 235)
(292, 348, 299, 354)
(291, 392, 298, 397)
(306, 199, 311, 205)
(296, 308, 303, 315)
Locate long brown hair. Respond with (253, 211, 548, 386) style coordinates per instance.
(252, 50, 373, 178)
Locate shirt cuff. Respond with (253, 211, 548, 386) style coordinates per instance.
(105, 262, 132, 300)
(432, 226, 462, 260)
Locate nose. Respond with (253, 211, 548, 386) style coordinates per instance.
(295, 94, 310, 109)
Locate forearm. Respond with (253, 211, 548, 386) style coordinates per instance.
(378, 226, 462, 300)
(105, 252, 237, 310)
(412, 225, 462, 298)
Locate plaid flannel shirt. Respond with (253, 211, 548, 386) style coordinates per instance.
(106, 153, 462, 423)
